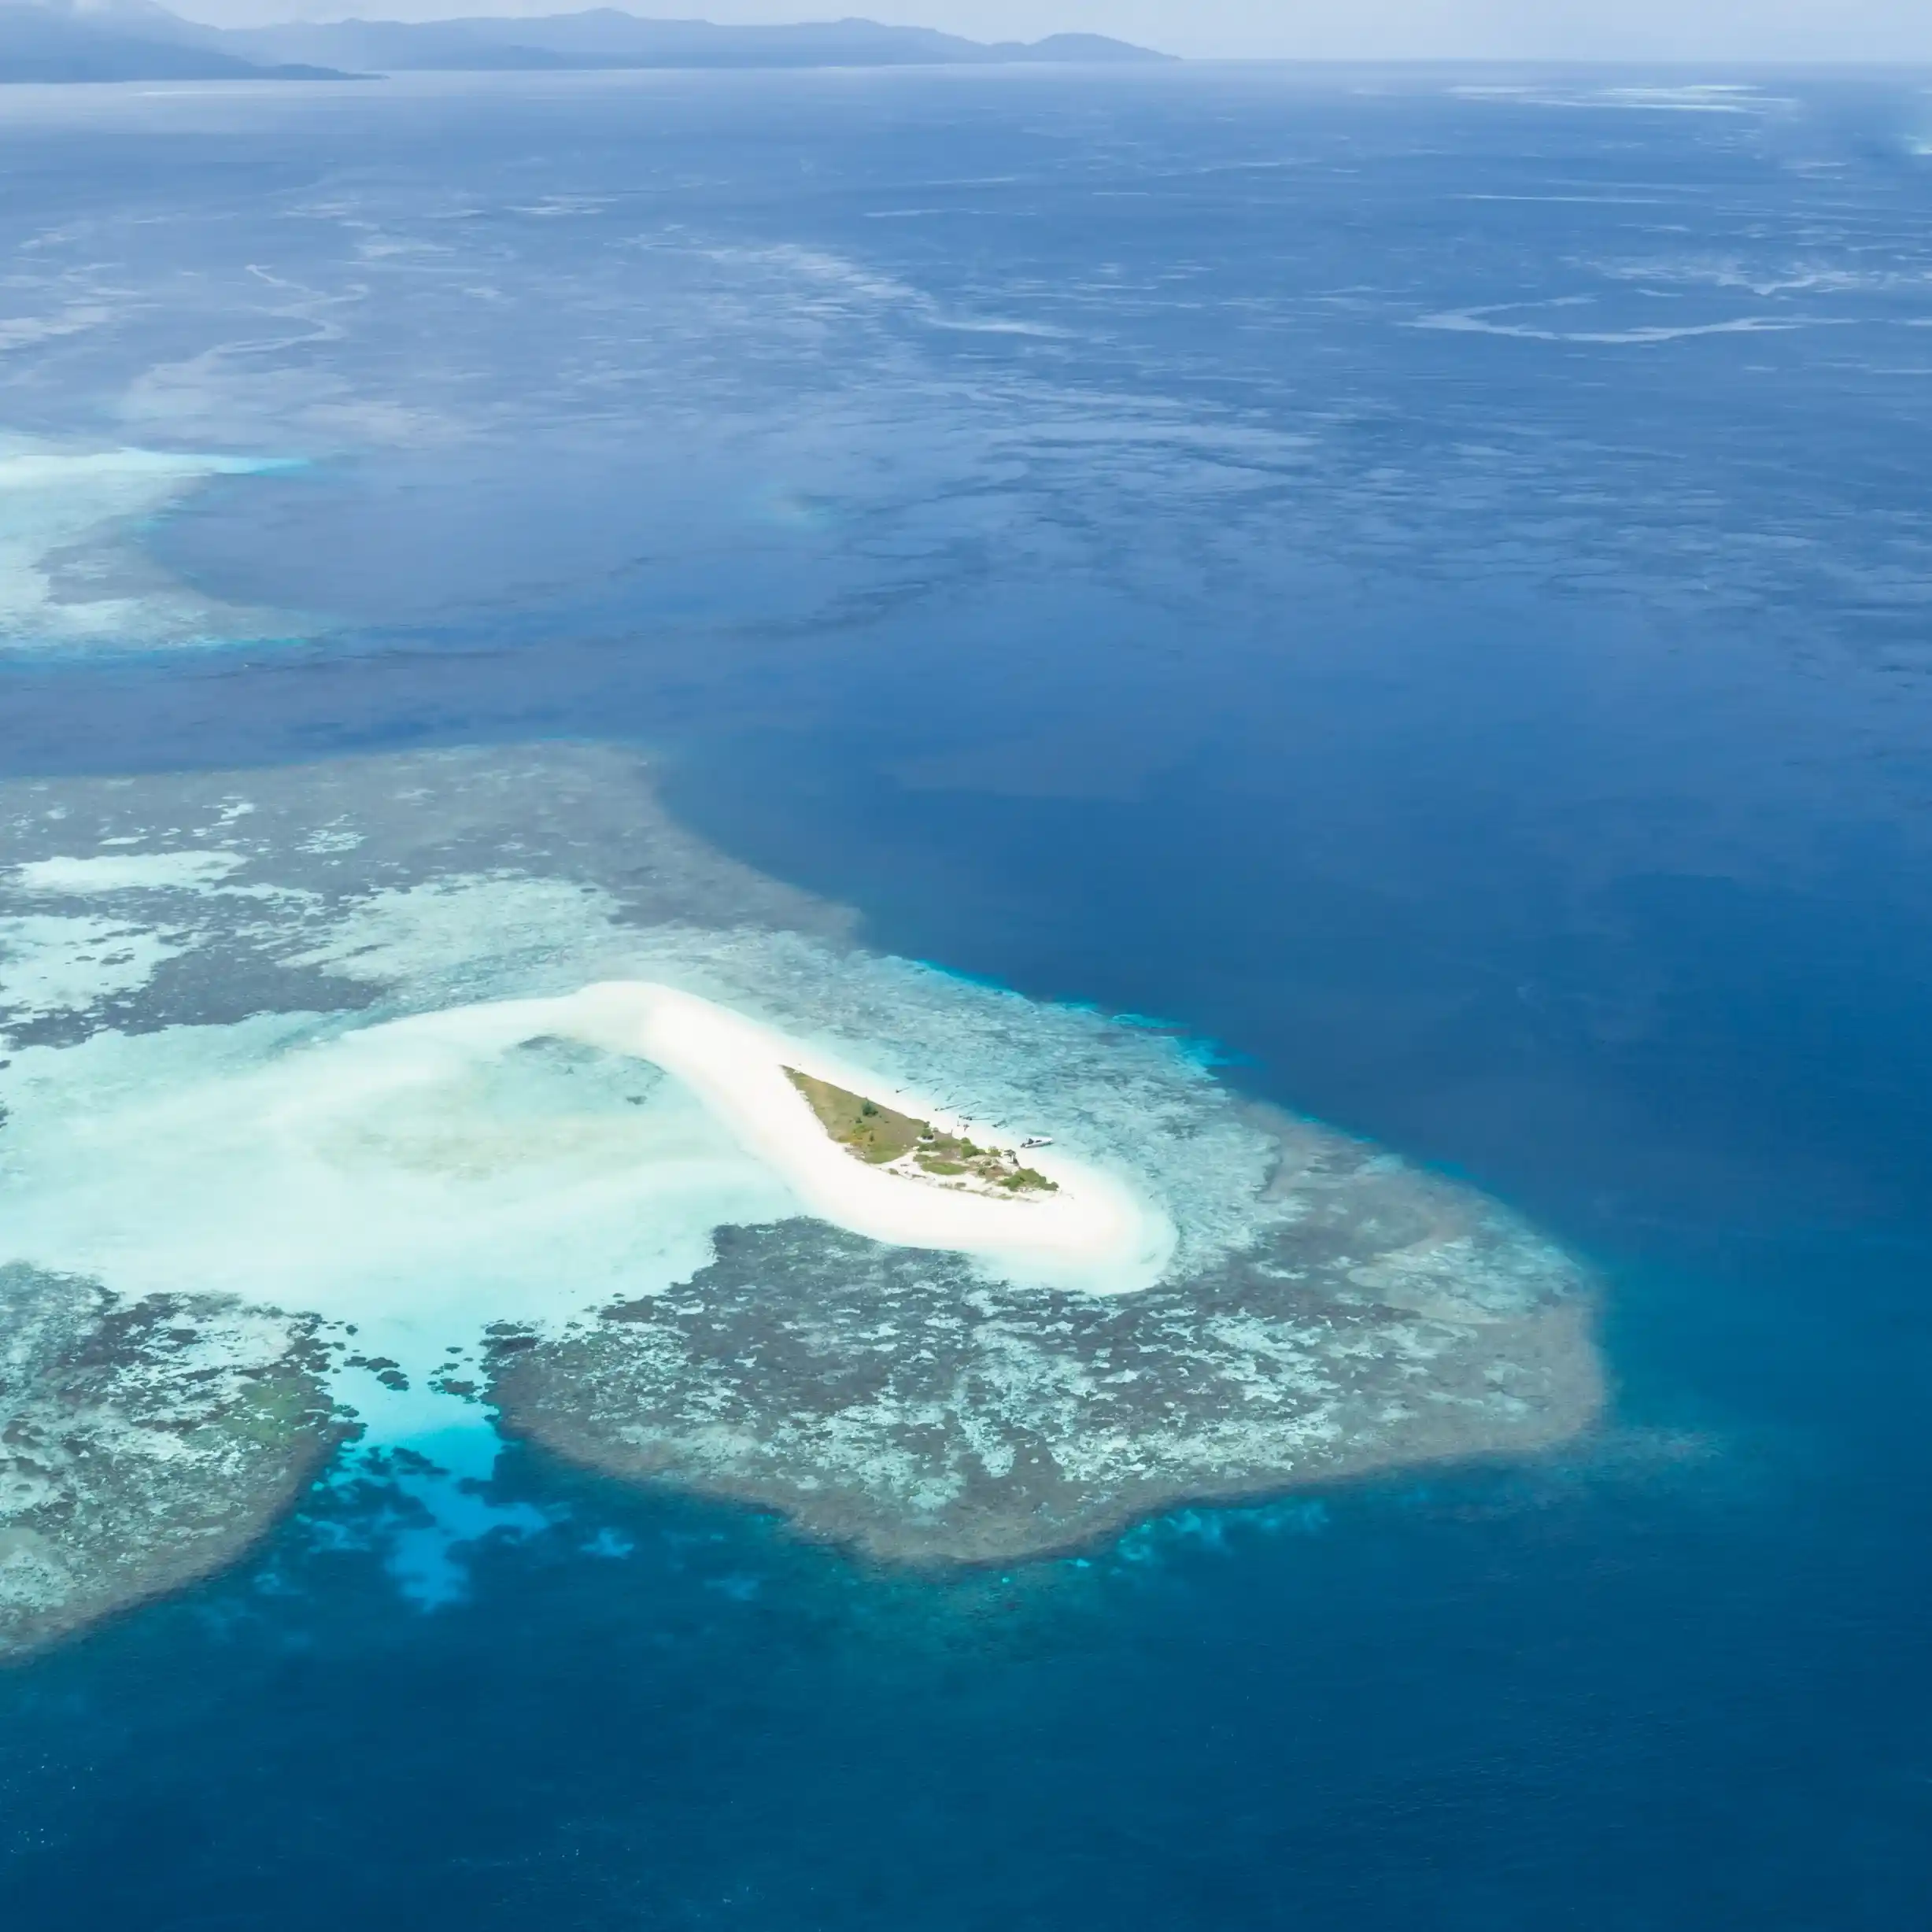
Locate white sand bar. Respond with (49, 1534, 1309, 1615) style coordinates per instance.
(412, 981, 1177, 1295)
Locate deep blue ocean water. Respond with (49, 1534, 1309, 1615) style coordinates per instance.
(3, 64, 1932, 1926)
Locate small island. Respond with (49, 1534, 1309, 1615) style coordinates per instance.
(0, 742, 1605, 1610)
(782, 1069, 1057, 1196)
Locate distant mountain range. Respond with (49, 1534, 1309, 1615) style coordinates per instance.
(0, 0, 339, 76)
(0, 0, 1174, 83)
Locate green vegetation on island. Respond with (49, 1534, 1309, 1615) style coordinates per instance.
(782, 1069, 1058, 1193)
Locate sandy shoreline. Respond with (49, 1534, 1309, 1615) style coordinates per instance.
(402, 981, 1179, 1295)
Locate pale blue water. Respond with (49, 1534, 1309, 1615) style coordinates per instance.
(3, 65, 1932, 1926)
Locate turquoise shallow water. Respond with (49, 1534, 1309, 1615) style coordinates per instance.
(2, 64, 1931, 1926)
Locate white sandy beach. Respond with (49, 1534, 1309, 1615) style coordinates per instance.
(414, 981, 1177, 1295)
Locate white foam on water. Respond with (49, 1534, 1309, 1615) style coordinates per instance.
(0, 437, 299, 653)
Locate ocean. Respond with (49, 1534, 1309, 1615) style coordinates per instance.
(2, 61, 1930, 1926)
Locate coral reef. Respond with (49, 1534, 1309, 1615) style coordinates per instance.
(0, 1268, 340, 1660)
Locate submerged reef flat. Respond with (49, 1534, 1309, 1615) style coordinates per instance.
(0, 744, 1602, 1616)
(0, 1268, 338, 1661)
(492, 1115, 1598, 1565)
(0, 437, 299, 656)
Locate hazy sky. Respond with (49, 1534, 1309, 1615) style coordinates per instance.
(172, 0, 1932, 62)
